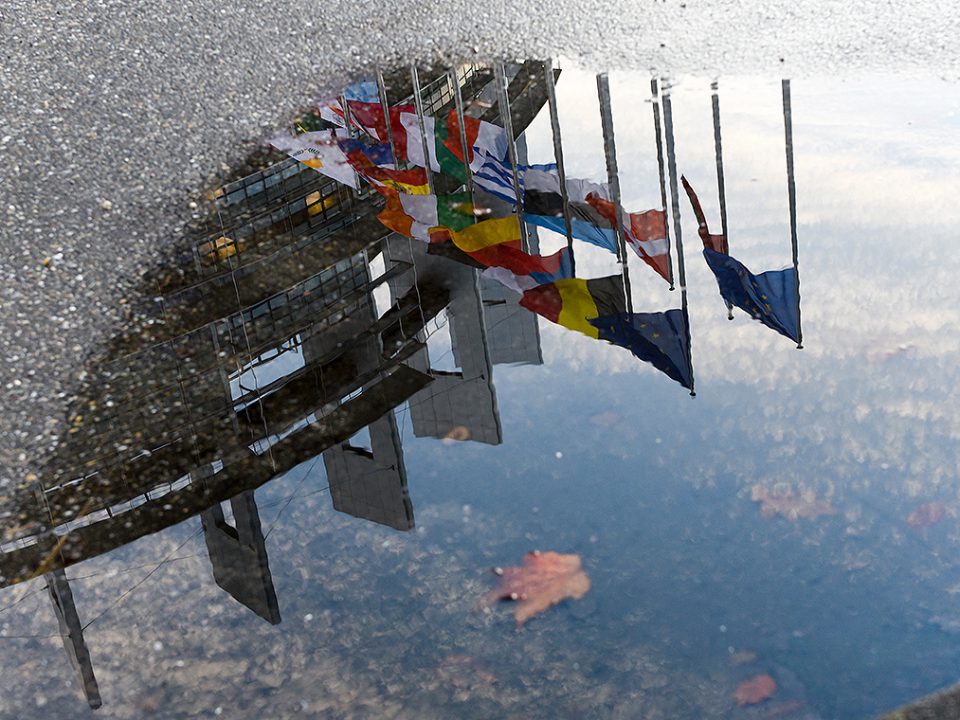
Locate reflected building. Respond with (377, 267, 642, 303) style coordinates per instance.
(0, 61, 549, 710)
(46, 569, 102, 709)
(201, 491, 281, 625)
(388, 238, 502, 445)
(324, 411, 414, 531)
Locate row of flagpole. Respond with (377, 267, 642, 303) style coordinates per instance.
(711, 80, 733, 319)
(659, 79, 696, 395)
(371, 61, 801, 393)
(782, 79, 803, 349)
(543, 59, 576, 277)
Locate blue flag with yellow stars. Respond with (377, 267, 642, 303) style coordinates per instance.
(589, 310, 694, 390)
(703, 247, 800, 343)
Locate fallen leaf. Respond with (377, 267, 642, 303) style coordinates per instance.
(477, 550, 591, 628)
(734, 674, 777, 705)
(751, 485, 834, 522)
(907, 501, 949, 528)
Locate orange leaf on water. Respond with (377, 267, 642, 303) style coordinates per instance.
(751, 485, 834, 522)
(477, 551, 591, 628)
(734, 674, 777, 705)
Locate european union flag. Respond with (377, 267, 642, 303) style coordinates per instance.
(703, 247, 800, 343)
(589, 310, 694, 390)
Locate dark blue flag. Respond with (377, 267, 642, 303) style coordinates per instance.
(589, 310, 694, 390)
(703, 247, 800, 343)
(338, 137, 395, 167)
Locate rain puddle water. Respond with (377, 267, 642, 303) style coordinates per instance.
(2, 60, 960, 720)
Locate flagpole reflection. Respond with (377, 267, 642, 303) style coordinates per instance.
(650, 78, 675, 291)
(409, 64, 435, 195)
(449, 66, 476, 200)
(339, 92, 362, 196)
(596, 73, 634, 314)
(543, 59, 576, 276)
(711, 81, 730, 251)
(493, 63, 530, 252)
(662, 82, 686, 289)
(375, 66, 398, 166)
(711, 80, 734, 319)
(782, 78, 803, 350)
(661, 80, 696, 396)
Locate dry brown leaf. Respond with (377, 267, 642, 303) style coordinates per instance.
(751, 485, 834, 522)
(478, 551, 590, 628)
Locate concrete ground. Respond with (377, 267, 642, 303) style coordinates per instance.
(1, 0, 959, 488)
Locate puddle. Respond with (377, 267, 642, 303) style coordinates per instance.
(2, 60, 960, 719)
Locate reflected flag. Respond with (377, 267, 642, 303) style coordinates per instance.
(682, 177, 800, 343)
(315, 99, 346, 128)
(524, 213, 618, 254)
(441, 110, 509, 171)
(400, 110, 509, 182)
(523, 168, 670, 281)
(680, 176, 726, 254)
(523, 170, 617, 253)
(377, 191, 475, 241)
(584, 194, 670, 282)
(589, 311, 693, 390)
(268, 130, 359, 189)
(467, 156, 561, 205)
(441, 215, 522, 253)
(313, 83, 386, 127)
(377, 192, 573, 288)
(702, 247, 801, 343)
(345, 101, 416, 160)
(471, 244, 574, 291)
(339, 138, 429, 194)
(519, 276, 626, 338)
(343, 81, 380, 104)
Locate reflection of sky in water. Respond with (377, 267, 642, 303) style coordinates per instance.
(511, 69, 960, 717)
(4, 68, 960, 720)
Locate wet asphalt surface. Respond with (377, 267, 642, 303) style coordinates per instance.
(1, 0, 958, 491)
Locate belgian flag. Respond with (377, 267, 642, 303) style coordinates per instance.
(519, 276, 626, 339)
